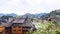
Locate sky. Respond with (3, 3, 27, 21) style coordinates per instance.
(0, 0, 60, 15)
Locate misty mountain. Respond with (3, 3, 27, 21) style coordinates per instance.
(4, 13, 17, 17)
(23, 13, 47, 18)
(0, 13, 17, 17)
(0, 13, 47, 18)
(0, 13, 4, 17)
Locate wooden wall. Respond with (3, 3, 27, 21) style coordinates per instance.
(0, 27, 5, 34)
(12, 26, 23, 34)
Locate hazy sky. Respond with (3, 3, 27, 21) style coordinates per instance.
(0, 0, 60, 15)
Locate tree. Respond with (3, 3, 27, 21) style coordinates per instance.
(1, 16, 13, 19)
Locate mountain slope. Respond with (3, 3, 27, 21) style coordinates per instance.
(23, 13, 47, 18)
(0, 13, 17, 17)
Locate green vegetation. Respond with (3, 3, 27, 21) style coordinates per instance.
(28, 21, 60, 34)
(1, 16, 13, 19)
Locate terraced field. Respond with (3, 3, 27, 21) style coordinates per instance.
(28, 21, 60, 34)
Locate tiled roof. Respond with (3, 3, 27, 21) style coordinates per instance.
(0, 19, 12, 27)
(12, 18, 33, 27)
(12, 18, 25, 23)
(21, 18, 33, 26)
(0, 19, 7, 23)
(0, 16, 33, 27)
(19, 22, 33, 27)
(55, 9, 60, 12)
(1, 22, 12, 27)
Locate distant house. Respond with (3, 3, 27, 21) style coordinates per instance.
(55, 9, 60, 12)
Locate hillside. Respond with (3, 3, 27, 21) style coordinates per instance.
(0, 13, 17, 17)
(40, 9, 60, 23)
(23, 13, 47, 18)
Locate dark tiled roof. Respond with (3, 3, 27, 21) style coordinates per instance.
(0, 20, 7, 23)
(55, 9, 60, 12)
(18, 22, 33, 27)
(22, 18, 33, 26)
(0, 19, 12, 27)
(12, 17, 33, 27)
(12, 18, 25, 23)
(0, 16, 33, 27)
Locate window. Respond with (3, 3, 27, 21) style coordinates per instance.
(13, 30, 16, 32)
(18, 25, 21, 28)
(18, 26, 21, 28)
(18, 30, 21, 32)
(18, 24, 21, 28)
(13, 24, 16, 28)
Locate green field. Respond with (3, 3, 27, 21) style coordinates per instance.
(28, 21, 60, 34)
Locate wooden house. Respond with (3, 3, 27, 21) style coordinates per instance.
(12, 16, 33, 34)
(0, 26, 5, 34)
(0, 19, 12, 34)
(0, 16, 33, 34)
